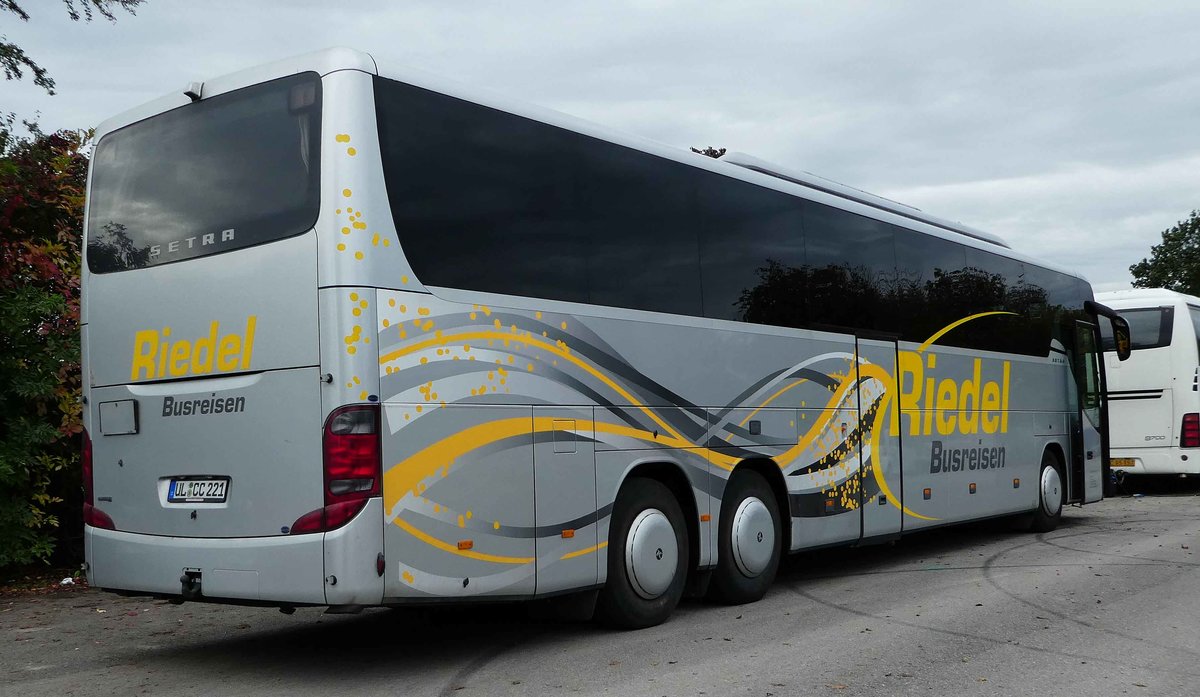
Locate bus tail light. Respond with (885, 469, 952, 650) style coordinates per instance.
(290, 405, 381, 534)
(82, 429, 115, 530)
(1182, 413, 1200, 448)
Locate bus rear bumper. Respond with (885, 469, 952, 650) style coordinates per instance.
(86, 525, 328, 605)
(1111, 447, 1200, 476)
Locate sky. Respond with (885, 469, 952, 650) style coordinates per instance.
(6, 0, 1200, 290)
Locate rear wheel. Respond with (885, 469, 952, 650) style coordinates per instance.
(1030, 450, 1065, 532)
(595, 477, 689, 630)
(708, 469, 781, 605)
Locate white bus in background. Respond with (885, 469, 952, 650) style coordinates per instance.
(1097, 288, 1200, 477)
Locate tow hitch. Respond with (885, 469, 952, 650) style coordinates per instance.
(179, 569, 202, 600)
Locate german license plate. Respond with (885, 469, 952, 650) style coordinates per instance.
(1111, 458, 1136, 468)
(168, 478, 229, 503)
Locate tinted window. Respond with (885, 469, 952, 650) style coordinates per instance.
(1111, 307, 1175, 350)
(956, 248, 1050, 355)
(87, 72, 321, 273)
(1189, 306, 1200, 357)
(582, 139, 701, 316)
(698, 177, 805, 324)
(375, 78, 701, 314)
(1021, 264, 1090, 353)
(893, 227, 967, 341)
(374, 76, 1086, 350)
(802, 202, 896, 333)
(374, 78, 588, 303)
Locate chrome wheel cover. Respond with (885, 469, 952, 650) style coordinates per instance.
(732, 496, 775, 577)
(1040, 465, 1063, 517)
(625, 508, 679, 600)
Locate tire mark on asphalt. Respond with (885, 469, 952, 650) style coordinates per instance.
(1093, 515, 1200, 524)
(794, 559, 1181, 581)
(1035, 534, 1200, 568)
(783, 578, 1200, 678)
(1035, 512, 1200, 567)
(978, 531, 1200, 661)
(436, 626, 545, 696)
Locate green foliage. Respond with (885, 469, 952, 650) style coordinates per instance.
(0, 115, 88, 568)
(1, 0, 144, 94)
(1130, 211, 1200, 295)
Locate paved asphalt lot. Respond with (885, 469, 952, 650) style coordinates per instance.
(4, 483, 1200, 696)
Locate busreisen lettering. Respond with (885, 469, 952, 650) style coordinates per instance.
(161, 395, 246, 418)
(929, 440, 1006, 473)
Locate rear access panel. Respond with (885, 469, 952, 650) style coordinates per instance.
(90, 368, 324, 539)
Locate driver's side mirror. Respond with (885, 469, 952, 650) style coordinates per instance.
(1111, 316, 1131, 361)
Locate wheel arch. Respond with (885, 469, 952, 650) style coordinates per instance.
(620, 460, 701, 573)
(1043, 441, 1066, 470)
(1043, 441, 1068, 499)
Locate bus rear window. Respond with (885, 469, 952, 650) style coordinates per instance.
(86, 72, 321, 273)
(1100, 306, 1174, 351)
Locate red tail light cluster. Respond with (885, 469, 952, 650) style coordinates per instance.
(82, 429, 115, 530)
(1182, 413, 1200, 448)
(290, 405, 381, 534)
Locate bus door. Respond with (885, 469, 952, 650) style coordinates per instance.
(855, 335, 904, 539)
(1070, 320, 1104, 503)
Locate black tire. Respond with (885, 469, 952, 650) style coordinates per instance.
(595, 477, 689, 630)
(1029, 450, 1065, 532)
(708, 469, 782, 605)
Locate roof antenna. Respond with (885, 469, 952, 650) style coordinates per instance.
(184, 82, 203, 102)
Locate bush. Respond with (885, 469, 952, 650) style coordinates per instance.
(0, 116, 88, 569)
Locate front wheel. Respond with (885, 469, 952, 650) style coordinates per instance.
(708, 470, 781, 605)
(595, 477, 689, 629)
(1029, 451, 1065, 532)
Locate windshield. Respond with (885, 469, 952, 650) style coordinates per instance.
(86, 72, 321, 273)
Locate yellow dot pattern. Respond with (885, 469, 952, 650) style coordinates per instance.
(332, 133, 392, 263)
(343, 310, 366, 356)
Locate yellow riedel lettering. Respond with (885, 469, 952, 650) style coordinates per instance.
(893, 351, 1010, 437)
(130, 316, 257, 381)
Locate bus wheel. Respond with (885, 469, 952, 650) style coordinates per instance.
(1030, 450, 1065, 532)
(595, 477, 689, 629)
(708, 469, 781, 605)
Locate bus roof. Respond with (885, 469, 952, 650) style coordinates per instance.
(96, 46, 1085, 285)
(1096, 288, 1200, 307)
(93, 47, 377, 139)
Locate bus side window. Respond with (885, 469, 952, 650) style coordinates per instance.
(802, 202, 896, 334)
(696, 176, 805, 325)
(1187, 305, 1200, 358)
(893, 228, 966, 343)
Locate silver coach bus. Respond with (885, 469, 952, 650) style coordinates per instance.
(82, 48, 1130, 628)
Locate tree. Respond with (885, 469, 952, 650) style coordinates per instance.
(2, 0, 143, 94)
(0, 116, 89, 568)
(690, 146, 726, 159)
(1130, 210, 1200, 295)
